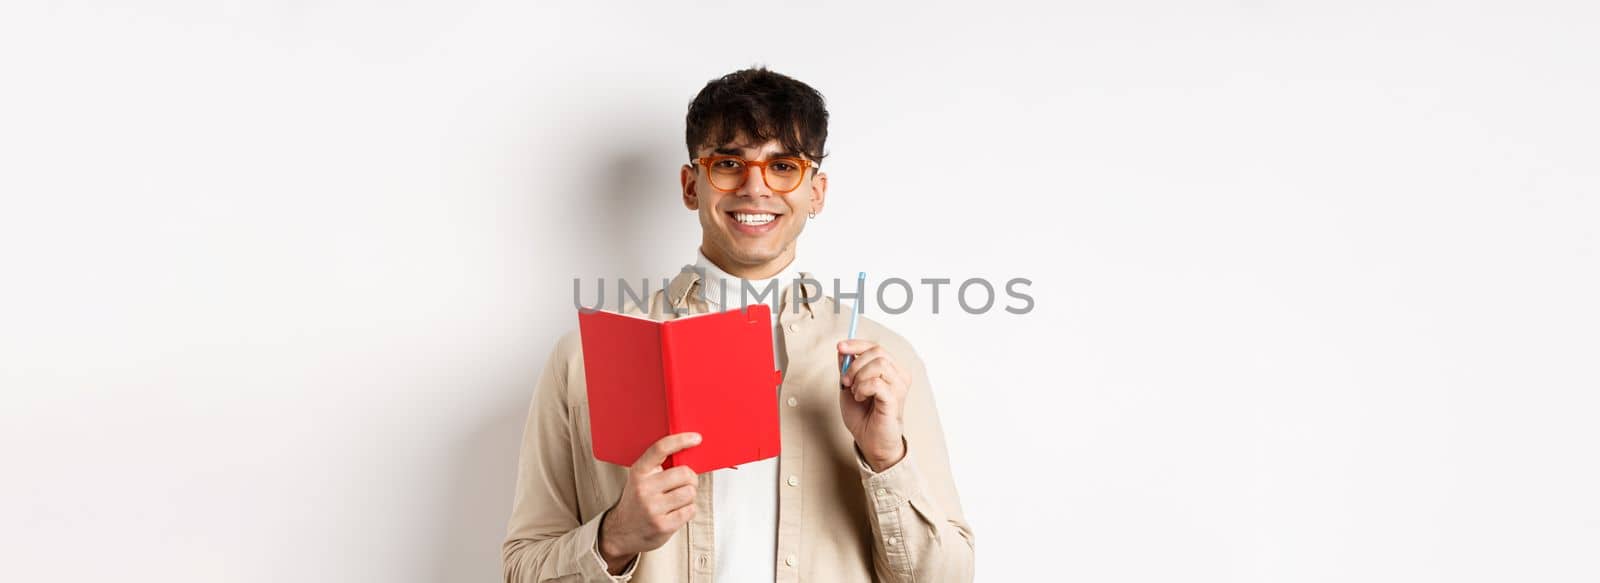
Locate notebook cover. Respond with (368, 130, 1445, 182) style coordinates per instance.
(660, 304, 783, 473)
(576, 308, 670, 469)
(577, 306, 783, 472)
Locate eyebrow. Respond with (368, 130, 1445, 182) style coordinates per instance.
(712, 146, 804, 159)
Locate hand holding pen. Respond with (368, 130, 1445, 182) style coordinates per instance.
(836, 272, 910, 472)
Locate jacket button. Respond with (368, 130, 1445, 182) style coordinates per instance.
(785, 555, 796, 567)
(787, 475, 799, 486)
(786, 396, 798, 407)
(786, 323, 799, 332)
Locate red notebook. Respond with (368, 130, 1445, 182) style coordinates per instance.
(576, 304, 783, 473)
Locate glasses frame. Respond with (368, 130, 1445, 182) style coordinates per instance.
(693, 155, 816, 194)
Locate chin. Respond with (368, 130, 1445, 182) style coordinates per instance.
(719, 238, 786, 262)
(727, 247, 781, 265)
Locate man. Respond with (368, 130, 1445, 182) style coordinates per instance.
(503, 67, 975, 583)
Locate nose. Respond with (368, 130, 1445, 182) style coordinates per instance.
(736, 163, 772, 198)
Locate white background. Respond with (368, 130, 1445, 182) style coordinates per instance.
(2, 1, 1597, 581)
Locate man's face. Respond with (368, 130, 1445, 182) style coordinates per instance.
(680, 137, 827, 279)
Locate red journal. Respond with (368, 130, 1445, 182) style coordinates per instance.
(576, 305, 783, 473)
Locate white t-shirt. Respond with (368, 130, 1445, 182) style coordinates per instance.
(692, 248, 795, 583)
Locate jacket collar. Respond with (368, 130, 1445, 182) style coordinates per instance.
(666, 264, 821, 318)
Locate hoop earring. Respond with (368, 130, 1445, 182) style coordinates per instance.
(808, 212, 817, 219)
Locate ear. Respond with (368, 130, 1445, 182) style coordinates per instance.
(680, 164, 698, 210)
(808, 170, 828, 216)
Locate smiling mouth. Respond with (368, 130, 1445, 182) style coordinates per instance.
(728, 211, 779, 226)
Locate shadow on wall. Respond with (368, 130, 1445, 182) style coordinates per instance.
(540, 113, 691, 291)
(584, 146, 691, 282)
(432, 396, 528, 582)
(429, 111, 687, 580)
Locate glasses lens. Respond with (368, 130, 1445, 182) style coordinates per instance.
(764, 158, 805, 192)
(707, 157, 747, 191)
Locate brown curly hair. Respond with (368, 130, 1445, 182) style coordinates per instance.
(685, 67, 829, 166)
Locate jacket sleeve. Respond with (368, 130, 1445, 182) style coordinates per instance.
(856, 346, 977, 582)
(502, 337, 636, 582)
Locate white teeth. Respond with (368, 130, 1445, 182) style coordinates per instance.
(733, 212, 776, 225)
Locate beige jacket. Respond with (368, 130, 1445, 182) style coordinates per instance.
(503, 266, 975, 582)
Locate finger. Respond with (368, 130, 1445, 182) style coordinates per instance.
(841, 348, 888, 387)
(851, 373, 889, 403)
(632, 432, 702, 474)
(853, 358, 893, 384)
(652, 483, 697, 514)
(850, 360, 899, 401)
(643, 465, 698, 492)
(665, 502, 697, 527)
(836, 342, 881, 370)
(836, 339, 878, 355)
(884, 358, 911, 390)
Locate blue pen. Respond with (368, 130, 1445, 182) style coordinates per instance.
(840, 271, 866, 378)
